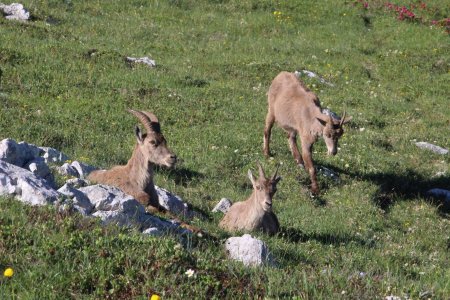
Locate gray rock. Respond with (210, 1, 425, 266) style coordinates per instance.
(78, 184, 147, 228)
(212, 198, 232, 213)
(39, 146, 70, 164)
(415, 142, 448, 155)
(155, 185, 194, 218)
(318, 165, 340, 182)
(78, 184, 137, 211)
(58, 184, 94, 215)
(225, 234, 273, 267)
(142, 227, 163, 236)
(0, 3, 30, 21)
(26, 157, 51, 178)
(0, 139, 41, 167)
(65, 178, 89, 188)
(0, 160, 60, 205)
(70, 161, 96, 178)
(322, 109, 341, 121)
(126, 56, 156, 67)
(139, 213, 190, 235)
(295, 69, 334, 87)
(26, 157, 56, 188)
(57, 162, 80, 178)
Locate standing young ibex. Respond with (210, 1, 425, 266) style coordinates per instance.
(88, 109, 177, 211)
(219, 163, 281, 235)
(264, 71, 351, 195)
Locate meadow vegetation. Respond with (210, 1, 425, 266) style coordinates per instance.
(0, 0, 449, 298)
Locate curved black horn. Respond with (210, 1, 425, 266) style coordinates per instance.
(128, 109, 156, 133)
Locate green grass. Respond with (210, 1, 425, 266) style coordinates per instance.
(1, 0, 449, 298)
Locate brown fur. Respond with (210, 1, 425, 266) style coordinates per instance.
(88, 109, 177, 211)
(263, 72, 351, 195)
(219, 163, 281, 235)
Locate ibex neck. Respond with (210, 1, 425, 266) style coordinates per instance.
(127, 145, 154, 189)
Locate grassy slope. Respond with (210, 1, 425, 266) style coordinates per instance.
(0, 0, 449, 298)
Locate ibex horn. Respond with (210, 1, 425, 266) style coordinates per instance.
(256, 162, 265, 179)
(339, 111, 347, 127)
(272, 163, 280, 181)
(128, 109, 160, 133)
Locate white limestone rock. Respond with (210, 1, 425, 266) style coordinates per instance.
(0, 3, 30, 21)
(212, 198, 232, 213)
(65, 178, 89, 188)
(225, 234, 274, 267)
(0, 160, 60, 205)
(57, 162, 80, 178)
(70, 161, 96, 179)
(0, 138, 41, 167)
(39, 146, 70, 164)
(156, 185, 194, 218)
(142, 227, 163, 236)
(58, 183, 94, 215)
(126, 56, 156, 67)
(415, 142, 448, 155)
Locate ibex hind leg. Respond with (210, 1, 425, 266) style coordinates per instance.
(263, 112, 275, 157)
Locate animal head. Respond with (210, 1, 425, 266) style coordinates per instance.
(128, 109, 177, 168)
(248, 163, 281, 212)
(317, 111, 352, 156)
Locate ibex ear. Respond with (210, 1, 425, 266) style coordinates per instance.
(273, 176, 282, 185)
(248, 170, 256, 186)
(341, 115, 352, 125)
(316, 116, 328, 127)
(135, 126, 144, 144)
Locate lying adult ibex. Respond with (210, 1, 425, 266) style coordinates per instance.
(264, 71, 352, 195)
(219, 163, 281, 235)
(88, 109, 177, 211)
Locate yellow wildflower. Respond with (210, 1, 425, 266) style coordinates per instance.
(150, 295, 161, 300)
(4, 267, 14, 277)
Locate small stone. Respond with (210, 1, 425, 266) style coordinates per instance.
(212, 198, 232, 213)
(225, 234, 274, 267)
(57, 163, 80, 178)
(415, 142, 448, 155)
(0, 3, 30, 21)
(126, 56, 156, 68)
(70, 161, 96, 179)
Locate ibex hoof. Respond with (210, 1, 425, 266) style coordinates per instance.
(310, 187, 320, 196)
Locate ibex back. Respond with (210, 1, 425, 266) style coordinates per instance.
(88, 109, 177, 211)
(263, 71, 351, 195)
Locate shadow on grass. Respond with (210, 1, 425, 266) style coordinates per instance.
(155, 165, 205, 186)
(278, 227, 374, 248)
(319, 162, 450, 215)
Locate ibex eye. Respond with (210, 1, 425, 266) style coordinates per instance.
(150, 140, 158, 146)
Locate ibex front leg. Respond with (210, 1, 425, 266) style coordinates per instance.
(301, 142, 319, 195)
(288, 131, 304, 167)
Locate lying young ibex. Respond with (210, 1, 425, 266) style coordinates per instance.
(264, 71, 351, 195)
(88, 109, 177, 211)
(219, 163, 281, 235)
